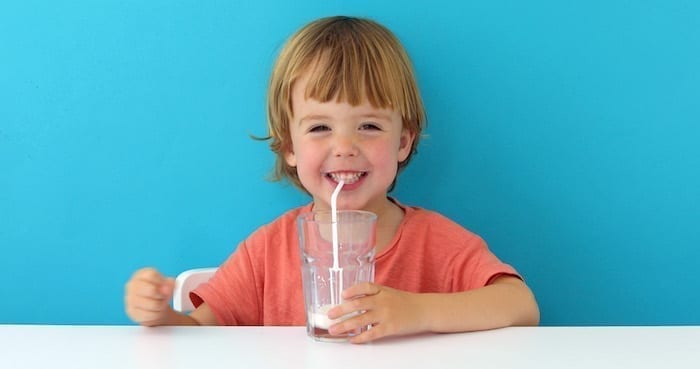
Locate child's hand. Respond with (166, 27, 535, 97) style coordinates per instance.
(327, 282, 427, 343)
(124, 267, 176, 326)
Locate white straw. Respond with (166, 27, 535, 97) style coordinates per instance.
(330, 180, 344, 269)
(329, 180, 344, 305)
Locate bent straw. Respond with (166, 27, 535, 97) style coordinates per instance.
(329, 180, 344, 306)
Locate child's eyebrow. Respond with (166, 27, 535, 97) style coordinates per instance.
(299, 114, 332, 125)
(355, 113, 392, 122)
(298, 112, 393, 125)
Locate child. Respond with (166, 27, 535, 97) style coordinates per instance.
(124, 15, 539, 343)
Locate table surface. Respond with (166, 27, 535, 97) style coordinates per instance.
(1, 325, 698, 369)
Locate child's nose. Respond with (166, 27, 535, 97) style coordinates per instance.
(332, 133, 358, 157)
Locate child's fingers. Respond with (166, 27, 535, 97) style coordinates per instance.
(128, 278, 167, 299)
(124, 267, 175, 325)
(125, 281, 171, 310)
(159, 277, 176, 299)
(130, 310, 164, 325)
(341, 282, 381, 299)
(126, 302, 170, 325)
(128, 294, 170, 313)
(125, 289, 173, 324)
(133, 267, 166, 284)
(332, 283, 389, 319)
(349, 325, 385, 344)
(127, 268, 171, 298)
(328, 295, 373, 320)
(328, 308, 378, 336)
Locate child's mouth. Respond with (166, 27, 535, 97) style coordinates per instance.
(326, 171, 367, 184)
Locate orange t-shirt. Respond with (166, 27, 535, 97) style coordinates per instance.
(192, 200, 519, 326)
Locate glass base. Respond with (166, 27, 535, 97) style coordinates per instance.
(309, 326, 350, 342)
(307, 324, 371, 342)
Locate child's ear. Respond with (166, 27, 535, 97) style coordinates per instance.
(284, 147, 297, 167)
(397, 129, 416, 163)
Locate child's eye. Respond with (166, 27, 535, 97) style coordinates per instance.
(359, 123, 381, 131)
(308, 124, 330, 133)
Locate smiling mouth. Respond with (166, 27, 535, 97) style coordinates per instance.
(326, 171, 367, 184)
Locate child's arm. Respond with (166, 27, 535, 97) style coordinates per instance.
(124, 267, 218, 326)
(327, 275, 539, 344)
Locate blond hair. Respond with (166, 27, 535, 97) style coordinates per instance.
(263, 16, 425, 192)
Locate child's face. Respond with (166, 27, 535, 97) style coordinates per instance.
(285, 73, 415, 214)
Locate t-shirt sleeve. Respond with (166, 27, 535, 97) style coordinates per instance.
(190, 236, 264, 325)
(450, 234, 521, 291)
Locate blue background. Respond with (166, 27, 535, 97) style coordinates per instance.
(1, 1, 698, 325)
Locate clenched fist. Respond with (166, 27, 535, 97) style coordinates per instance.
(124, 267, 176, 326)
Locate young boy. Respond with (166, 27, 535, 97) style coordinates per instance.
(124, 15, 539, 344)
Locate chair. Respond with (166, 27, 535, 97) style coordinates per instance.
(172, 267, 218, 313)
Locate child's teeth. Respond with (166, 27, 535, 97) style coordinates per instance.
(330, 172, 363, 184)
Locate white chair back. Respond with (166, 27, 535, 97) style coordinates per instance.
(172, 267, 217, 312)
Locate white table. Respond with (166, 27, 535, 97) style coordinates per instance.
(1, 325, 698, 369)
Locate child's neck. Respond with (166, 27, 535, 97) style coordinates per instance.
(371, 197, 405, 255)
